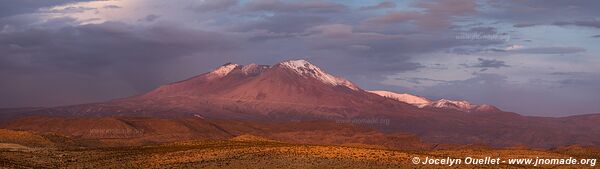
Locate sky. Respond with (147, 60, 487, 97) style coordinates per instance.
(0, 0, 599, 117)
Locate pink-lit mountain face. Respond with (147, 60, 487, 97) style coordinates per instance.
(121, 59, 420, 119)
(368, 90, 502, 113)
(2, 60, 599, 148)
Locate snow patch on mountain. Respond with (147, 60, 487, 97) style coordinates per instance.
(241, 63, 269, 75)
(279, 60, 359, 90)
(369, 90, 500, 112)
(207, 63, 239, 79)
(429, 99, 474, 110)
(368, 90, 431, 107)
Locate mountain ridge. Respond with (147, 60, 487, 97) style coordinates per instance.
(368, 90, 502, 113)
(1, 59, 599, 148)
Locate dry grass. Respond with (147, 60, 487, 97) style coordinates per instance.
(0, 139, 597, 169)
(0, 129, 54, 147)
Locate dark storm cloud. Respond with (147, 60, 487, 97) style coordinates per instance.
(1, 0, 598, 116)
(0, 0, 96, 18)
(244, 0, 346, 13)
(224, 0, 488, 85)
(304, 23, 491, 57)
(233, 0, 496, 76)
(0, 19, 238, 107)
(359, 1, 396, 11)
(1, 21, 233, 74)
(311, 55, 424, 91)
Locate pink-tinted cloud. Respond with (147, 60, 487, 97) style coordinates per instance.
(359, 1, 396, 11)
(245, 0, 346, 13)
(364, 0, 476, 29)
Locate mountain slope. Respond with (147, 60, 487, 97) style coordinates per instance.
(1, 60, 598, 148)
(368, 90, 501, 113)
(368, 90, 431, 107)
(33, 60, 420, 119)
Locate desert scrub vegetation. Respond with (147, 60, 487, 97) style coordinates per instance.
(1, 138, 598, 169)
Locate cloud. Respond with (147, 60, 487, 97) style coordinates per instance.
(505, 44, 524, 50)
(463, 58, 510, 69)
(488, 46, 586, 55)
(592, 35, 600, 38)
(307, 24, 353, 38)
(43, 6, 96, 14)
(509, 47, 586, 54)
(415, 73, 600, 116)
(364, 0, 476, 29)
(193, 0, 239, 12)
(103, 5, 122, 9)
(359, 1, 396, 11)
(486, 1, 600, 23)
(468, 26, 497, 34)
(548, 72, 592, 76)
(490, 1, 600, 31)
(234, 14, 329, 35)
(363, 11, 420, 25)
(245, 0, 346, 13)
(552, 20, 600, 29)
(513, 23, 540, 28)
(346, 44, 371, 51)
(0, 0, 96, 18)
(1, 0, 598, 117)
(0, 21, 235, 73)
(0, 20, 238, 107)
(303, 23, 475, 60)
(141, 14, 160, 22)
(512, 20, 600, 29)
(394, 77, 449, 84)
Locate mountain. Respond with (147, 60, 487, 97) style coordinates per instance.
(368, 90, 431, 107)
(123, 59, 418, 119)
(1, 59, 599, 148)
(368, 90, 501, 112)
(9, 60, 415, 120)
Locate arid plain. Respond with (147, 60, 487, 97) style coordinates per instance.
(1, 129, 598, 169)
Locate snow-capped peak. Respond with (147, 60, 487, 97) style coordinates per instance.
(207, 63, 239, 79)
(241, 63, 270, 75)
(369, 90, 501, 112)
(429, 99, 474, 110)
(279, 60, 359, 90)
(472, 104, 501, 112)
(368, 90, 431, 107)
